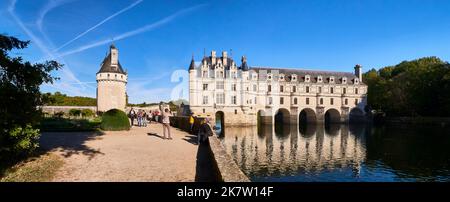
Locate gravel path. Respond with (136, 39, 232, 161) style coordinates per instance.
(40, 123, 200, 182)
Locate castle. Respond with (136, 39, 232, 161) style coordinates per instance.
(96, 45, 128, 112)
(188, 50, 368, 126)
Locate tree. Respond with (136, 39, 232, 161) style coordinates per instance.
(363, 57, 450, 117)
(0, 34, 61, 162)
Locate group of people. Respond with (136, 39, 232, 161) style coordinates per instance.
(128, 109, 153, 127)
(128, 108, 213, 144)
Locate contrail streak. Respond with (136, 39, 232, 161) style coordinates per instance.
(53, 0, 143, 52)
(7, 0, 92, 94)
(56, 4, 207, 58)
(37, 0, 75, 32)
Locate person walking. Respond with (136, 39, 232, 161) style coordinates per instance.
(162, 108, 172, 140)
(137, 109, 142, 127)
(129, 108, 136, 127)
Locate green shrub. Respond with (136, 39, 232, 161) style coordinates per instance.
(81, 109, 95, 117)
(100, 109, 130, 131)
(0, 125, 40, 162)
(69, 109, 81, 117)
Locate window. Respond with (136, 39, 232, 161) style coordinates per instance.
(318, 76, 322, 82)
(235, 110, 238, 114)
(305, 75, 310, 82)
(231, 72, 237, 79)
(320, 98, 323, 105)
(107, 74, 110, 78)
(342, 77, 347, 84)
(231, 96, 237, 105)
(280, 97, 284, 105)
(203, 84, 208, 90)
(202, 71, 208, 77)
(318, 87, 322, 93)
(306, 86, 310, 93)
(115, 74, 117, 79)
(253, 84, 257, 92)
(268, 85, 272, 92)
(202, 109, 205, 113)
(355, 99, 358, 105)
(343, 88, 346, 94)
(216, 93, 225, 104)
(216, 81, 224, 90)
(294, 98, 298, 105)
(330, 98, 334, 105)
(355, 88, 359, 94)
(345, 99, 348, 105)
(202, 96, 208, 104)
(232, 84, 237, 91)
(292, 86, 296, 93)
(306, 98, 310, 105)
(254, 97, 257, 104)
(280, 85, 284, 92)
(330, 87, 334, 94)
(330, 77, 334, 83)
(268, 97, 273, 105)
(121, 75, 123, 79)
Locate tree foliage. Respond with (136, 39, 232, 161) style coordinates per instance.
(0, 34, 61, 162)
(42, 91, 96, 106)
(363, 57, 450, 117)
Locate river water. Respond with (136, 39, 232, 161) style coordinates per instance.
(217, 123, 450, 182)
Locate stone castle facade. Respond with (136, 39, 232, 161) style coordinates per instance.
(189, 50, 368, 126)
(96, 45, 128, 112)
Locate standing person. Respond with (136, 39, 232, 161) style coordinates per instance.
(143, 110, 147, 127)
(189, 113, 195, 134)
(162, 108, 172, 140)
(129, 108, 136, 127)
(198, 118, 213, 145)
(148, 110, 153, 124)
(137, 109, 142, 127)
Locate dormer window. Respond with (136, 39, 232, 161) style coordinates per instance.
(279, 74, 285, 81)
(267, 74, 273, 80)
(329, 76, 335, 83)
(342, 77, 347, 84)
(354, 78, 359, 84)
(292, 74, 297, 82)
(252, 73, 257, 80)
(305, 75, 311, 82)
(317, 76, 323, 83)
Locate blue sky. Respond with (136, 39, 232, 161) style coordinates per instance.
(1, 0, 450, 103)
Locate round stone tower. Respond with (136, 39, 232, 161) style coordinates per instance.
(96, 44, 128, 112)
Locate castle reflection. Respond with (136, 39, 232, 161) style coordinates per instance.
(219, 124, 368, 179)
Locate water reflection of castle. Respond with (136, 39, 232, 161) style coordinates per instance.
(220, 124, 367, 177)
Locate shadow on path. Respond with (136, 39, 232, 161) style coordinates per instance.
(147, 133, 165, 139)
(39, 131, 105, 160)
(195, 139, 221, 182)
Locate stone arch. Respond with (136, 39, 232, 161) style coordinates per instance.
(274, 108, 290, 124)
(349, 107, 365, 123)
(324, 108, 341, 124)
(274, 108, 291, 138)
(299, 108, 316, 124)
(215, 111, 225, 136)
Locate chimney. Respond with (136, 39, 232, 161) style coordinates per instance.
(222, 51, 228, 66)
(354, 64, 362, 82)
(211, 50, 216, 65)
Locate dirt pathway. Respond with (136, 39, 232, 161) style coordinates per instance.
(40, 123, 200, 182)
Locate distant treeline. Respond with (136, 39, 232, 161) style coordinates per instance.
(42, 92, 96, 106)
(363, 57, 450, 117)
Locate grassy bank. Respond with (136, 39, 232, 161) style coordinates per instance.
(39, 117, 102, 132)
(0, 153, 63, 182)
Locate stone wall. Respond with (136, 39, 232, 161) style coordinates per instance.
(169, 116, 250, 182)
(41, 106, 97, 115)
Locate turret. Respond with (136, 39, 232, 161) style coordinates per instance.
(189, 55, 195, 70)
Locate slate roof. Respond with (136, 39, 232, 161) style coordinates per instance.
(250, 67, 361, 84)
(97, 52, 126, 74)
